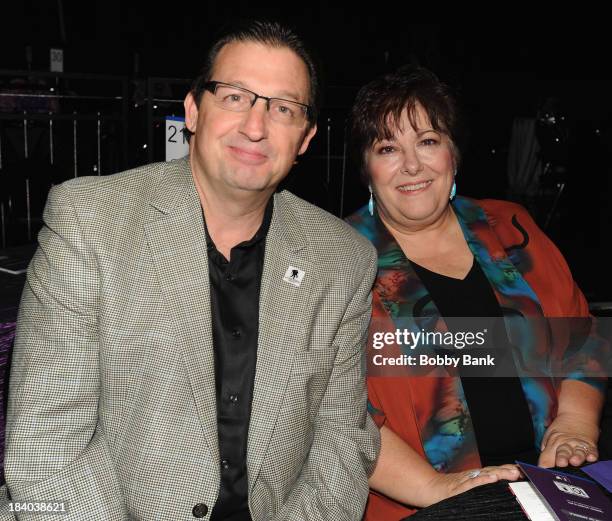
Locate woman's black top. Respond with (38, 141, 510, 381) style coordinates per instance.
(410, 258, 539, 466)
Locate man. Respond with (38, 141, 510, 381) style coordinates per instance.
(3, 20, 379, 520)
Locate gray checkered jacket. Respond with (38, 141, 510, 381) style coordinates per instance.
(3, 158, 379, 520)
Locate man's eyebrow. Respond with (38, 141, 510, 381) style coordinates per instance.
(274, 90, 302, 102)
(225, 80, 303, 103)
(227, 80, 248, 89)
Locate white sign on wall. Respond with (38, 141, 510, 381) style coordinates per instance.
(165, 116, 189, 161)
(50, 48, 64, 72)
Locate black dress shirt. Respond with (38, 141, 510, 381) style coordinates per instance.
(205, 199, 273, 521)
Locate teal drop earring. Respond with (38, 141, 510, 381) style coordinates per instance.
(449, 169, 457, 200)
(368, 185, 375, 216)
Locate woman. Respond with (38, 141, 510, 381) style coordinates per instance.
(346, 66, 607, 519)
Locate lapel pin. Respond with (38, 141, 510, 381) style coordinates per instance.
(283, 266, 305, 287)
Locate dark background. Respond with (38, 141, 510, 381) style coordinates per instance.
(1, 5, 611, 300)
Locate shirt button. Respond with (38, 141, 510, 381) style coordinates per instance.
(225, 272, 234, 281)
(192, 503, 208, 518)
(228, 394, 239, 404)
(221, 459, 230, 470)
(231, 329, 241, 338)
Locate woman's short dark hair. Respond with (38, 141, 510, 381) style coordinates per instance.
(190, 19, 320, 125)
(349, 65, 462, 182)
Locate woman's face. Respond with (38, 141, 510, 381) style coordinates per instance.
(365, 104, 456, 232)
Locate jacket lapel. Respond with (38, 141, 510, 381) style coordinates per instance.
(452, 197, 543, 315)
(144, 158, 220, 467)
(247, 191, 313, 491)
(145, 167, 314, 489)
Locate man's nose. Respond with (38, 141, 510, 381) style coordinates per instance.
(238, 98, 268, 141)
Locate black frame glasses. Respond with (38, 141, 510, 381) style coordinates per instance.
(203, 81, 311, 125)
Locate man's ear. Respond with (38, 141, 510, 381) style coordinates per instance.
(298, 123, 317, 156)
(184, 92, 199, 133)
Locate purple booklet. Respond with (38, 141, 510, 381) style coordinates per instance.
(517, 462, 612, 521)
(583, 461, 612, 494)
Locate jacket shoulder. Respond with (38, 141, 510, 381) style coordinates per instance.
(55, 161, 169, 203)
(277, 191, 377, 259)
(474, 198, 535, 227)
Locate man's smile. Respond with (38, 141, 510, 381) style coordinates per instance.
(227, 145, 269, 165)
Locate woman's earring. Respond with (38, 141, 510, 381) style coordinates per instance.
(449, 169, 457, 200)
(368, 185, 375, 216)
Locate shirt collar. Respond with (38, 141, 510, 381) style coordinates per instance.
(203, 196, 274, 252)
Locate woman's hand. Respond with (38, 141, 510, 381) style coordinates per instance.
(538, 412, 599, 468)
(369, 425, 521, 509)
(537, 379, 604, 468)
(423, 465, 522, 507)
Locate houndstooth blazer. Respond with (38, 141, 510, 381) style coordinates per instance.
(3, 158, 380, 521)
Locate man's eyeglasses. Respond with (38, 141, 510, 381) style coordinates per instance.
(203, 81, 311, 126)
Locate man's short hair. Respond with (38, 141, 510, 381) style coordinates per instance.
(190, 19, 320, 125)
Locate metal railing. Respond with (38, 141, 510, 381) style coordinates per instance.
(0, 72, 362, 247)
(0, 70, 129, 247)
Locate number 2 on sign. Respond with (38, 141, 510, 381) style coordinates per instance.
(167, 124, 186, 144)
